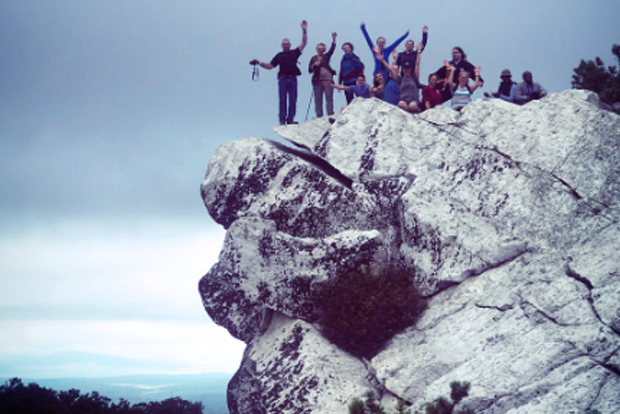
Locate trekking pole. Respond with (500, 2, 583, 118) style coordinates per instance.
(304, 89, 314, 122)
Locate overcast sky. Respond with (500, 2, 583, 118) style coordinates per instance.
(1, 0, 619, 379)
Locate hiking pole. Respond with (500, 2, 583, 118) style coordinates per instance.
(304, 89, 314, 122)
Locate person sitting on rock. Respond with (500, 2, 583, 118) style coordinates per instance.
(371, 72, 385, 100)
(447, 61, 482, 111)
(486, 69, 516, 103)
(422, 72, 447, 111)
(376, 44, 424, 113)
(434, 46, 484, 102)
(330, 74, 378, 99)
(515, 71, 547, 105)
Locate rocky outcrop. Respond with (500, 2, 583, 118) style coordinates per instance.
(199, 90, 620, 414)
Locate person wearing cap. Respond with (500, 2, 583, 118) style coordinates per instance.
(376, 44, 423, 113)
(491, 69, 517, 103)
(515, 71, 547, 105)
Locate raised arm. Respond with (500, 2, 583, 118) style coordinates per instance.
(298, 20, 308, 52)
(374, 47, 398, 81)
(414, 43, 422, 79)
(420, 26, 428, 50)
(446, 61, 456, 91)
(360, 22, 374, 51)
(470, 66, 483, 92)
(326, 32, 337, 57)
(384, 28, 410, 55)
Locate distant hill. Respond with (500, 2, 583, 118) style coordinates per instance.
(0, 373, 231, 414)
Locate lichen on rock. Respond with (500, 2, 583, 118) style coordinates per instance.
(200, 91, 620, 414)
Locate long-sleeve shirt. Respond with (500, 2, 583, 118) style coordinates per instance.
(514, 82, 547, 105)
(361, 24, 408, 82)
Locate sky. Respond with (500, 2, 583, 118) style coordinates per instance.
(0, 0, 619, 380)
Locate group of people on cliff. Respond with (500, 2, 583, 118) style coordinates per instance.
(250, 21, 548, 125)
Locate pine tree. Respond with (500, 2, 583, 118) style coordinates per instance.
(572, 44, 620, 113)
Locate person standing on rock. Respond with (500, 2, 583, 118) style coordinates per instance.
(515, 71, 547, 105)
(309, 32, 338, 118)
(338, 42, 365, 104)
(361, 22, 409, 91)
(396, 26, 429, 69)
(250, 21, 308, 125)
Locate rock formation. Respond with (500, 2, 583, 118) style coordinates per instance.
(199, 90, 620, 414)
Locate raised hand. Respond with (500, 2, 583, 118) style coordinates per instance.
(332, 32, 337, 40)
(301, 20, 308, 30)
(423, 25, 429, 33)
(475, 66, 481, 74)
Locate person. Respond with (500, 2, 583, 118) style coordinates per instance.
(384, 50, 401, 105)
(361, 22, 409, 89)
(330, 74, 379, 99)
(376, 44, 424, 113)
(371, 72, 385, 100)
(448, 61, 482, 111)
(309, 32, 338, 118)
(338, 42, 365, 104)
(434, 47, 483, 101)
(421, 72, 447, 111)
(515, 71, 547, 105)
(250, 21, 308, 125)
(396, 26, 429, 68)
(486, 69, 516, 103)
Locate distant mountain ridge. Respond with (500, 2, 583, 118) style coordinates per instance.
(0, 373, 231, 414)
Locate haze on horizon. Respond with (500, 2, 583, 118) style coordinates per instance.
(1, 0, 618, 379)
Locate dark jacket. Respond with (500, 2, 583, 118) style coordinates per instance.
(308, 42, 337, 84)
(434, 58, 483, 85)
(396, 30, 428, 68)
(339, 52, 365, 86)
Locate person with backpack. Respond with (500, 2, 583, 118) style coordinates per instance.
(250, 20, 308, 125)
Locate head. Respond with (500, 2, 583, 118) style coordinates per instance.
(342, 42, 353, 54)
(405, 40, 414, 52)
(452, 47, 466, 62)
(356, 75, 366, 87)
(374, 72, 384, 86)
(402, 61, 413, 77)
(500, 69, 512, 82)
(459, 71, 469, 86)
(428, 73, 438, 88)
(522, 71, 533, 84)
(281, 38, 291, 52)
(316, 42, 326, 55)
(376, 36, 386, 51)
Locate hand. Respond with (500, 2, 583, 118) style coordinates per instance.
(249, 59, 259, 65)
(332, 32, 337, 40)
(474, 66, 481, 74)
(361, 21, 365, 26)
(372, 46, 382, 58)
(301, 20, 307, 30)
(444, 59, 450, 67)
(391, 49, 397, 59)
(417, 43, 423, 51)
(423, 25, 429, 33)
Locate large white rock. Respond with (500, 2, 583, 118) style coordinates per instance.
(199, 91, 620, 414)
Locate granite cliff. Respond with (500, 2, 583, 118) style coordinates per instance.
(199, 90, 620, 414)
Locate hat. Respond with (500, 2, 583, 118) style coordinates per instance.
(500, 69, 512, 78)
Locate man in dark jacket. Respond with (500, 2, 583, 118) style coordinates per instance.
(309, 32, 337, 117)
(396, 26, 428, 69)
(250, 20, 308, 125)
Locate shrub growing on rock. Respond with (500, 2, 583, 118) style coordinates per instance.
(314, 264, 427, 359)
